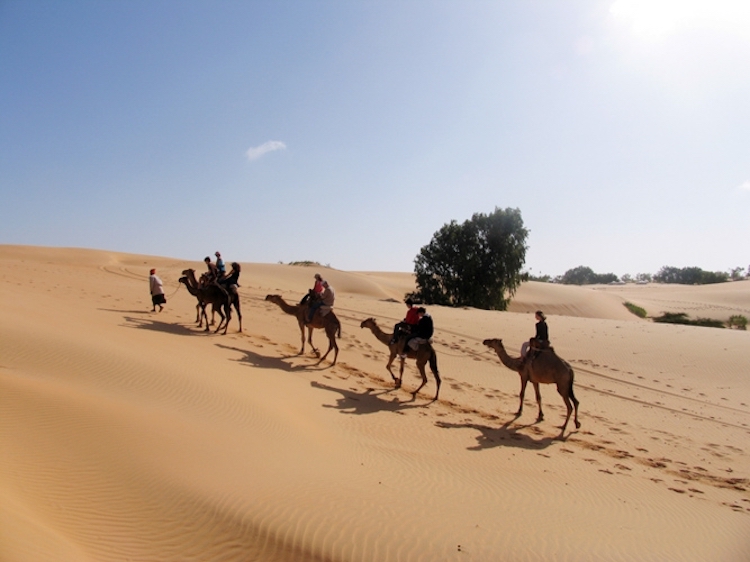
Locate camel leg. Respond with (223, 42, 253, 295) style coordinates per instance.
(411, 360, 428, 397)
(234, 300, 242, 332)
(532, 382, 544, 422)
(385, 353, 401, 386)
(398, 357, 406, 389)
(559, 395, 574, 434)
(516, 376, 528, 417)
(202, 305, 212, 332)
(317, 330, 338, 365)
(213, 302, 228, 334)
(220, 303, 231, 335)
(430, 352, 441, 401)
(307, 326, 320, 357)
(298, 324, 306, 355)
(558, 380, 581, 431)
(318, 343, 337, 365)
(570, 379, 581, 429)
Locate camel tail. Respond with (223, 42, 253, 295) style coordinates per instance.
(337, 322, 342, 339)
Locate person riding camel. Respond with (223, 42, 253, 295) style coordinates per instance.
(218, 262, 241, 290)
(308, 280, 334, 323)
(203, 256, 219, 284)
(521, 310, 549, 359)
(305, 274, 326, 321)
(312, 273, 324, 296)
(401, 307, 433, 358)
(215, 251, 226, 279)
(390, 298, 420, 344)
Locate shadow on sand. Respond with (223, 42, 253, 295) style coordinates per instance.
(436, 418, 559, 451)
(311, 380, 433, 415)
(122, 316, 197, 336)
(100, 308, 155, 315)
(215, 343, 322, 373)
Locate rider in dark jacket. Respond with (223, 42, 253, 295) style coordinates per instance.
(403, 307, 433, 354)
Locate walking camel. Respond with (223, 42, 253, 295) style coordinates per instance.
(179, 269, 242, 334)
(360, 317, 441, 401)
(483, 338, 580, 435)
(265, 294, 341, 365)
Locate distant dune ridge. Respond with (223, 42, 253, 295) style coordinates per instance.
(1, 245, 748, 561)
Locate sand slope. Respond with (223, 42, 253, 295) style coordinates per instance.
(1, 246, 748, 561)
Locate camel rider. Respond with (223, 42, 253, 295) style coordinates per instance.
(402, 307, 433, 356)
(218, 262, 241, 290)
(215, 251, 226, 279)
(308, 280, 334, 322)
(301, 273, 324, 306)
(312, 273, 324, 296)
(204, 256, 219, 283)
(391, 298, 420, 344)
(521, 310, 549, 358)
(306, 275, 328, 321)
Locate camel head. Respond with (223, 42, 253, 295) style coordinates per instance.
(265, 294, 281, 303)
(482, 338, 504, 351)
(178, 276, 189, 286)
(360, 318, 376, 329)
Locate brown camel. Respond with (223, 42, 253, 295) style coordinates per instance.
(264, 294, 341, 365)
(359, 317, 441, 400)
(179, 270, 229, 333)
(483, 338, 580, 435)
(180, 269, 242, 334)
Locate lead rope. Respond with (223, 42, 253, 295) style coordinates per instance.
(163, 281, 183, 300)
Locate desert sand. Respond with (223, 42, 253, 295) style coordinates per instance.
(1, 245, 748, 561)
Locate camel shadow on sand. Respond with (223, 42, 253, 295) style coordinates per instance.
(122, 316, 197, 336)
(100, 308, 155, 315)
(311, 380, 433, 416)
(435, 419, 558, 451)
(215, 343, 312, 373)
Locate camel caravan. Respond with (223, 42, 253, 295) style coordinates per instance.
(176, 261, 580, 436)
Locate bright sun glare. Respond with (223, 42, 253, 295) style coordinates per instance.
(610, 0, 750, 37)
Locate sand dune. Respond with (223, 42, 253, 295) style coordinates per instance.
(1, 245, 748, 561)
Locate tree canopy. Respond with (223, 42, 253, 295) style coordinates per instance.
(408, 207, 528, 311)
(558, 266, 619, 285)
(653, 266, 729, 285)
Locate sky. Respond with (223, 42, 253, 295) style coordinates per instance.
(1, 0, 749, 277)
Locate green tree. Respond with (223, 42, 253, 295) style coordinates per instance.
(654, 266, 729, 285)
(408, 207, 528, 310)
(559, 266, 619, 285)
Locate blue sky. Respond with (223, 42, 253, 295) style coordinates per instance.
(1, 0, 748, 276)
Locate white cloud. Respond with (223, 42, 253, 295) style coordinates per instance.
(739, 180, 750, 191)
(246, 140, 287, 161)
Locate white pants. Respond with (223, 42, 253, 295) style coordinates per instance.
(408, 337, 428, 351)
